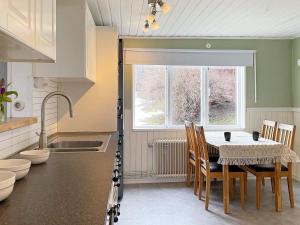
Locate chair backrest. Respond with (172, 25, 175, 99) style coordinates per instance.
(275, 123, 296, 150)
(195, 125, 210, 169)
(261, 120, 277, 140)
(184, 121, 197, 155)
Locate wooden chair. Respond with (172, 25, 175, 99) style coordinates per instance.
(195, 125, 246, 210)
(246, 123, 296, 209)
(261, 119, 277, 140)
(260, 120, 278, 186)
(185, 121, 199, 195)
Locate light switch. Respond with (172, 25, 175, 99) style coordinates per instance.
(297, 59, 300, 66)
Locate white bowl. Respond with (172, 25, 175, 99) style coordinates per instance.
(20, 149, 50, 164)
(0, 159, 31, 180)
(0, 171, 16, 201)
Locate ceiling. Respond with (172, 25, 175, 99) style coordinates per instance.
(87, 0, 300, 38)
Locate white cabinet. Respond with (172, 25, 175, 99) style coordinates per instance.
(0, 0, 8, 29)
(6, 0, 35, 47)
(33, 0, 96, 82)
(35, 0, 56, 59)
(86, 4, 97, 82)
(0, 0, 56, 62)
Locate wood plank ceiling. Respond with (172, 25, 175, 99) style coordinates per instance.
(87, 0, 300, 38)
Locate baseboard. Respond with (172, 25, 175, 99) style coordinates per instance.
(124, 176, 186, 184)
(124, 173, 300, 184)
(124, 174, 257, 184)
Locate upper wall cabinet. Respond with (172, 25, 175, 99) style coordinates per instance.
(33, 0, 96, 83)
(0, 0, 8, 29)
(0, 0, 56, 62)
(35, 0, 56, 59)
(7, 0, 35, 47)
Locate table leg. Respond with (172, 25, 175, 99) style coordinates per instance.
(275, 162, 282, 212)
(223, 164, 229, 214)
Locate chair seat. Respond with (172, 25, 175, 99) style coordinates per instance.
(205, 162, 244, 173)
(249, 165, 288, 172)
(209, 156, 219, 162)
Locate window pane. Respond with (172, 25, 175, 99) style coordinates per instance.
(169, 66, 201, 125)
(134, 65, 166, 127)
(208, 67, 237, 125)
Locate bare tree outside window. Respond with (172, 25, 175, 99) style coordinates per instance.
(208, 68, 236, 125)
(134, 65, 166, 127)
(169, 66, 201, 125)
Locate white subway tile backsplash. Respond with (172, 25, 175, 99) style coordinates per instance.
(0, 79, 58, 159)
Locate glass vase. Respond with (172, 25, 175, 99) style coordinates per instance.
(0, 104, 6, 123)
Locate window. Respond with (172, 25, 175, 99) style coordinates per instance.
(133, 65, 245, 130)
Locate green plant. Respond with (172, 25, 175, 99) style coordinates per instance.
(0, 78, 18, 116)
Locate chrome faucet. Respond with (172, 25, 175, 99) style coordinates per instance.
(39, 91, 73, 149)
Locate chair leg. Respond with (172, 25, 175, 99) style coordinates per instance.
(256, 177, 261, 209)
(262, 178, 265, 186)
(186, 162, 192, 186)
(287, 163, 294, 208)
(205, 174, 211, 210)
(199, 170, 204, 200)
(240, 175, 245, 208)
(243, 172, 248, 199)
(271, 178, 275, 193)
(194, 165, 199, 195)
(229, 178, 234, 200)
(233, 178, 236, 186)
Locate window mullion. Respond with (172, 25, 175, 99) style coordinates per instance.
(236, 67, 240, 126)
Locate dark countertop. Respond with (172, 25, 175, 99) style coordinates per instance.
(0, 132, 117, 225)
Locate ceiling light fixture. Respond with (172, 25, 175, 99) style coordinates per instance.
(143, 0, 171, 32)
(151, 19, 160, 30)
(143, 20, 150, 33)
(157, 0, 171, 14)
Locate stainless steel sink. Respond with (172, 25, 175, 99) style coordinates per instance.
(46, 135, 110, 153)
(47, 141, 103, 149)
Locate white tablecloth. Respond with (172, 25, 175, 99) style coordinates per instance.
(205, 132, 300, 165)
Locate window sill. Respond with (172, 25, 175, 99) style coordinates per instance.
(132, 127, 246, 132)
(0, 117, 38, 133)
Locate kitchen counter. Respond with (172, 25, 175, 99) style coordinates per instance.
(0, 132, 117, 225)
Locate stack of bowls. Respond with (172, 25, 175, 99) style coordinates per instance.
(0, 159, 31, 180)
(20, 149, 50, 164)
(0, 171, 16, 201)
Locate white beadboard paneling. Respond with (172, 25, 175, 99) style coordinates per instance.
(87, 0, 300, 38)
(0, 79, 58, 159)
(124, 108, 296, 182)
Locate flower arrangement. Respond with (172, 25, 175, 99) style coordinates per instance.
(0, 78, 18, 122)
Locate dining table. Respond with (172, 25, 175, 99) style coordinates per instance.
(204, 131, 299, 214)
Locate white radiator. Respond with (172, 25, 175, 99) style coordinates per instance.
(152, 139, 187, 177)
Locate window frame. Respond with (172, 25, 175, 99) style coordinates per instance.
(132, 65, 246, 131)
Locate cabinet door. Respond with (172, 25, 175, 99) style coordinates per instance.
(86, 4, 96, 82)
(6, 0, 35, 47)
(35, 0, 56, 60)
(0, 0, 8, 29)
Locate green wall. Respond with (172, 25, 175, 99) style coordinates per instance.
(292, 38, 300, 107)
(124, 38, 293, 108)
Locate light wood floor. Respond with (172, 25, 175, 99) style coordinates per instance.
(118, 179, 300, 225)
